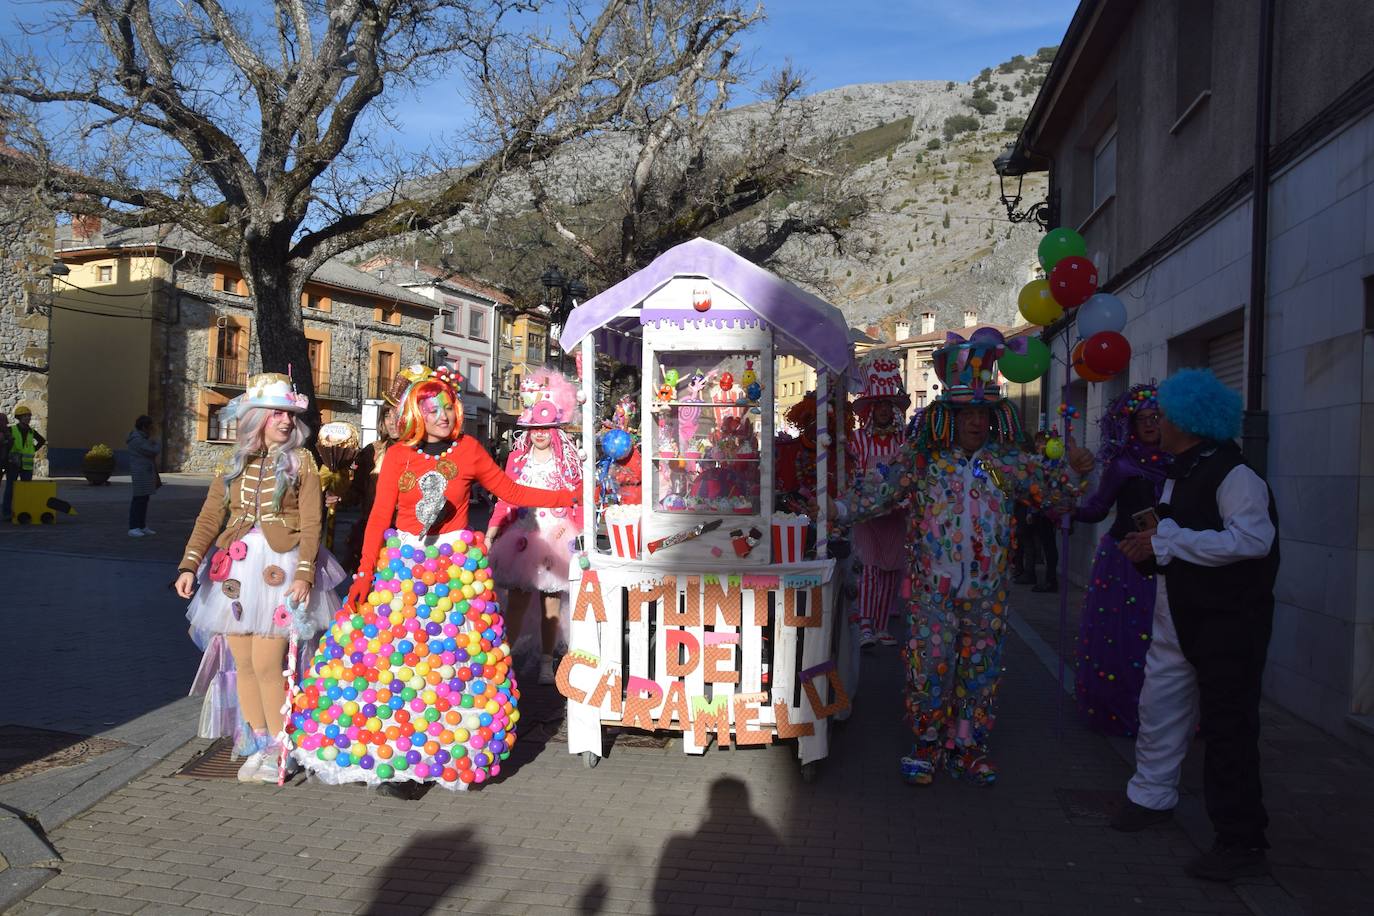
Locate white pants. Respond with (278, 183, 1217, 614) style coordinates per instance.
(1126, 580, 1200, 811)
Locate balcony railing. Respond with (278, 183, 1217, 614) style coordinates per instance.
(207, 357, 249, 388)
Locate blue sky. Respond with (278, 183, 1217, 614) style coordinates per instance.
(1, 0, 1078, 155)
(390, 0, 1079, 149)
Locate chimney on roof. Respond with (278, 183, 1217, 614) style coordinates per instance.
(895, 320, 911, 341)
(963, 310, 977, 328)
(71, 214, 101, 241)
(921, 312, 935, 334)
(865, 323, 881, 341)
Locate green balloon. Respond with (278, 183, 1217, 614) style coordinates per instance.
(1038, 228, 1087, 273)
(999, 338, 1051, 383)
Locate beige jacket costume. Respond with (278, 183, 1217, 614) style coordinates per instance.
(178, 449, 323, 585)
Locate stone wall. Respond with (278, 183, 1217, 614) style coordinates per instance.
(161, 257, 431, 473)
(0, 193, 52, 476)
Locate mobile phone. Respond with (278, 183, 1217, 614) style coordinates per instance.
(1132, 507, 1160, 531)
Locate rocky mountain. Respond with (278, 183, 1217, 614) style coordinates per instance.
(363, 49, 1055, 342)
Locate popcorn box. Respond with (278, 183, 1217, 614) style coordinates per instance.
(605, 506, 641, 559)
(771, 513, 810, 564)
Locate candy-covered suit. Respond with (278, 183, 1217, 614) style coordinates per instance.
(857, 442, 1084, 772)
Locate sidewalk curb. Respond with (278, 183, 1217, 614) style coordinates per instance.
(1008, 608, 1305, 916)
(0, 808, 60, 914)
(0, 698, 200, 912)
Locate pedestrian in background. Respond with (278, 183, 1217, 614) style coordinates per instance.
(3, 405, 45, 520)
(1113, 369, 1279, 883)
(127, 415, 162, 537)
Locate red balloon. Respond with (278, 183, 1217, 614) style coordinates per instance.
(1082, 331, 1132, 375)
(1071, 342, 1113, 382)
(1049, 256, 1099, 308)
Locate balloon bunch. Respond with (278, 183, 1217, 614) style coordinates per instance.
(1017, 228, 1132, 382)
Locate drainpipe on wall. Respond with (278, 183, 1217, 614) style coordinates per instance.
(163, 247, 188, 472)
(1243, 0, 1276, 475)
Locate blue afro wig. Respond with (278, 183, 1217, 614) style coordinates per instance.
(1157, 369, 1242, 441)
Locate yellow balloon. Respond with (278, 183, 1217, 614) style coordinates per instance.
(397, 666, 413, 681)
(459, 570, 474, 585)
(436, 598, 452, 612)
(342, 701, 359, 716)
(415, 661, 431, 676)
(1018, 279, 1064, 326)
(366, 717, 383, 732)
(453, 728, 470, 743)
(421, 690, 437, 705)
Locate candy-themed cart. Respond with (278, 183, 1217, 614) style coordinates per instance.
(557, 237, 854, 779)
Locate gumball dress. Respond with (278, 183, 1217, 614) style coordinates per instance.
(290, 436, 574, 789)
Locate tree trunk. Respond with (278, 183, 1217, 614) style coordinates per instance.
(244, 252, 320, 436)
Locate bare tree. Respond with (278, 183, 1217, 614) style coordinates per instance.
(491, 53, 871, 303)
(0, 0, 761, 411)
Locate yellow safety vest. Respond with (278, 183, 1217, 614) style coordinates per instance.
(10, 427, 37, 472)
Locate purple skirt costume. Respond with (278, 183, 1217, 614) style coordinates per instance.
(1074, 533, 1156, 735)
(1072, 453, 1166, 736)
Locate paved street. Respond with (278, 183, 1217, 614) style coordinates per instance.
(0, 482, 1368, 914)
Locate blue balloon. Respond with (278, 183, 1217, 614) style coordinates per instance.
(1076, 293, 1128, 338)
(600, 429, 633, 461)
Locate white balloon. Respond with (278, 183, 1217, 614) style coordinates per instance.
(1076, 293, 1127, 338)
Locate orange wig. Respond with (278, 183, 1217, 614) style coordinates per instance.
(396, 378, 463, 447)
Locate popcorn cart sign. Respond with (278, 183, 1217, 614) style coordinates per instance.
(558, 238, 855, 777)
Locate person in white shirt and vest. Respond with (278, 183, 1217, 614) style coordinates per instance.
(4, 405, 46, 520)
(1113, 369, 1279, 883)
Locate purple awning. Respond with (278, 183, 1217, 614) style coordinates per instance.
(559, 238, 853, 374)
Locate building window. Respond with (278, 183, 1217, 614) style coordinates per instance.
(1093, 125, 1117, 210)
(1176, 0, 1213, 120)
(302, 292, 331, 312)
(469, 309, 487, 341)
(466, 361, 484, 394)
(372, 348, 398, 399)
(513, 336, 524, 358)
(215, 270, 249, 296)
(375, 301, 402, 326)
(443, 308, 459, 333)
(213, 322, 245, 386)
(527, 330, 546, 365)
(207, 403, 237, 442)
(97, 264, 113, 282)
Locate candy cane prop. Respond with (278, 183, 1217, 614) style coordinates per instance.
(276, 597, 311, 786)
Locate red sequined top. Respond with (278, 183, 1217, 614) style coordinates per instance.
(357, 437, 575, 576)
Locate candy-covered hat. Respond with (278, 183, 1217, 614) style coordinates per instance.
(516, 368, 580, 428)
(854, 355, 910, 407)
(931, 328, 1020, 405)
(241, 372, 309, 413)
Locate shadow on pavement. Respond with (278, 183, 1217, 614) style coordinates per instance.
(651, 776, 801, 914)
(359, 826, 484, 915)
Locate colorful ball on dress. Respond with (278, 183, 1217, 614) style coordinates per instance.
(292, 529, 518, 787)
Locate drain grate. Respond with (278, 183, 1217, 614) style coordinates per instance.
(0, 725, 131, 785)
(1055, 787, 1123, 823)
(173, 737, 241, 780)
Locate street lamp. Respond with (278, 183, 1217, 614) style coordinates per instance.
(993, 145, 1056, 229)
(540, 265, 589, 372)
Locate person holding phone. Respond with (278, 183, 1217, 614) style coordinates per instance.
(1113, 369, 1279, 883)
(1071, 384, 1170, 736)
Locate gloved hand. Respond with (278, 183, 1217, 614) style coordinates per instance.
(346, 574, 372, 610)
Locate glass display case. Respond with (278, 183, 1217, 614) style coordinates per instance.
(648, 350, 764, 515)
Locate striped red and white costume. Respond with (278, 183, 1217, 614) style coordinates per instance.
(850, 427, 908, 633)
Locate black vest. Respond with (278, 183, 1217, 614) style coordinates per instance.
(1157, 441, 1279, 617)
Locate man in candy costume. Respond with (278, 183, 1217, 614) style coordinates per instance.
(848, 355, 910, 648)
(850, 331, 1095, 786)
(292, 365, 576, 796)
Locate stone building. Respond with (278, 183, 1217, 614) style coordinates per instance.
(357, 256, 509, 442)
(51, 223, 435, 473)
(0, 163, 53, 476)
(998, 0, 1374, 747)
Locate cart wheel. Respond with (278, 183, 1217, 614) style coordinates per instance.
(582, 751, 600, 769)
(41, 512, 55, 524)
(800, 762, 819, 784)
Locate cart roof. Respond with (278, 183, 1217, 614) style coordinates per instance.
(559, 238, 854, 374)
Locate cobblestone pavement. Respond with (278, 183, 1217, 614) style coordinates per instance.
(1011, 574, 1374, 916)
(8, 633, 1253, 912)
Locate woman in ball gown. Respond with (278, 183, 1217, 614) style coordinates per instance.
(177, 374, 346, 783)
(291, 365, 576, 796)
(486, 369, 583, 686)
(1073, 384, 1170, 735)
